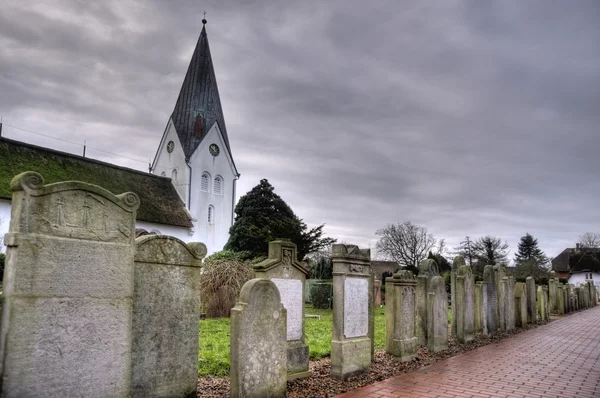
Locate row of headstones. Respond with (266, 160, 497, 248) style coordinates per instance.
(548, 277, 597, 316)
(0, 172, 207, 397)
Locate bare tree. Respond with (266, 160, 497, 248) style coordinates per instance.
(453, 236, 475, 266)
(472, 235, 510, 266)
(577, 232, 600, 249)
(375, 221, 436, 268)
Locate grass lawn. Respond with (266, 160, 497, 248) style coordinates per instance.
(199, 305, 451, 377)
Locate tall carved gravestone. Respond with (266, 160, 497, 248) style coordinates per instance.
(483, 265, 498, 335)
(474, 281, 487, 334)
(450, 256, 465, 336)
(231, 279, 287, 398)
(575, 287, 581, 310)
(427, 275, 448, 352)
(514, 282, 527, 328)
(385, 270, 417, 362)
(557, 285, 565, 315)
(131, 236, 206, 398)
(331, 244, 373, 380)
(525, 277, 536, 324)
(548, 273, 558, 313)
(455, 263, 475, 343)
(494, 265, 507, 330)
(543, 286, 549, 317)
(254, 240, 311, 379)
(501, 276, 515, 332)
(415, 259, 439, 346)
(537, 286, 547, 321)
(0, 172, 139, 397)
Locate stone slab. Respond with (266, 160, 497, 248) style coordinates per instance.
(343, 278, 368, 338)
(272, 278, 303, 341)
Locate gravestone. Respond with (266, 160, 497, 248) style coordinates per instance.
(543, 286, 549, 317)
(427, 275, 448, 352)
(557, 285, 565, 315)
(548, 274, 558, 313)
(374, 280, 382, 306)
(131, 235, 206, 398)
(254, 240, 311, 379)
(503, 276, 515, 331)
(575, 287, 581, 310)
(455, 263, 475, 343)
(514, 282, 527, 327)
(483, 265, 498, 335)
(474, 282, 484, 333)
(385, 270, 418, 362)
(0, 172, 139, 397)
(563, 286, 569, 313)
(537, 286, 547, 321)
(415, 259, 439, 346)
(525, 277, 536, 324)
(494, 265, 507, 330)
(331, 244, 373, 380)
(450, 256, 465, 336)
(230, 279, 287, 398)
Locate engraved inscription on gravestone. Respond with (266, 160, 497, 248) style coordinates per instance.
(272, 278, 302, 340)
(402, 286, 415, 336)
(344, 278, 368, 338)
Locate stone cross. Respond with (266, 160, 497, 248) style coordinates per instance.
(253, 239, 311, 379)
(0, 172, 139, 397)
(230, 279, 287, 398)
(331, 244, 373, 380)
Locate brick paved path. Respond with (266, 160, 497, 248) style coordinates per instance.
(337, 306, 600, 398)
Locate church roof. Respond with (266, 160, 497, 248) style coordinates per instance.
(171, 21, 231, 159)
(0, 137, 193, 228)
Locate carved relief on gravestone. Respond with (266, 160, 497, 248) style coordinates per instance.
(385, 270, 417, 362)
(344, 278, 368, 338)
(1, 172, 139, 398)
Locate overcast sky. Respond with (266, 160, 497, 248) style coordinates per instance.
(1, 0, 599, 261)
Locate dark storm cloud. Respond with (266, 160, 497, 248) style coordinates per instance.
(1, 0, 599, 259)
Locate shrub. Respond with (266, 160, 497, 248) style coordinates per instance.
(200, 250, 254, 318)
(310, 282, 332, 309)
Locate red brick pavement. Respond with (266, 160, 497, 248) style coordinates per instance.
(337, 306, 600, 398)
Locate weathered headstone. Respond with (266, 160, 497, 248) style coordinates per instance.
(474, 282, 484, 334)
(0, 172, 139, 397)
(254, 240, 311, 379)
(483, 265, 497, 335)
(427, 275, 448, 352)
(543, 286, 549, 317)
(525, 277, 536, 324)
(230, 278, 287, 398)
(450, 256, 465, 336)
(537, 286, 547, 321)
(494, 265, 507, 330)
(331, 244, 373, 380)
(131, 235, 206, 398)
(548, 273, 558, 313)
(575, 287, 581, 311)
(374, 280, 382, 306)
(505, 276, 516, 331)
(514, 282, 527, 328)
(415, 259, 439, 346)
(385, 270, 417, 362)
(557, 285, 565, 315)
(455, 263, 475, 343)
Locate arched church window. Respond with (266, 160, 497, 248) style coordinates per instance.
(208, 205, 214, 224)
(201, 172, 210, 192)
(171, 169, 178, 181)
(214, 175, 223, 195)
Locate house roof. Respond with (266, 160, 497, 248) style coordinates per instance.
(552, 248, 600, 273)
(0, 137, 193, 228)
(171, 20, 231, 159)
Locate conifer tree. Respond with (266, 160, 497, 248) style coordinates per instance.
(514, 233, 548, 266)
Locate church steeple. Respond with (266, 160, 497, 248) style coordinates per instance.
(170, 18, 231, 159)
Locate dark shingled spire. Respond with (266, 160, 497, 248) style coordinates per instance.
(171, 19, 231, 159)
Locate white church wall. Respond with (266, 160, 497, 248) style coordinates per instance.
(151, 119, 189, 204)
(569, 272, 600, 293)
(135, 220, 191, 241)
(188, 123, 237, 255)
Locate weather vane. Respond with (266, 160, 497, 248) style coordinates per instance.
(202, 11, 207, 24)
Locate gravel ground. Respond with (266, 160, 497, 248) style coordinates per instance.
(197, 321, 548, 397)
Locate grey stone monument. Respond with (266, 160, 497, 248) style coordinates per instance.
(415, 259, 439, 346)
(501, 276, 515, 332)
(494, 265, 507, 330)
(557, 285, 565, 315)
(131, 235, 206, 398)
(514, 282, 527, 328)
(525, 277, 536, 324)
(0, 172, 139, 397)
(450, 256, 465, 336)
(230, 279, 287, 398)
(483, 265, 498, 335)
(548, 274, 558, 313)
(254, 239, 311, 379)
(331, 244, 373, 380)
(427, 275, 448, 352)
(537, 286, 547, 321)
(474, 282, 484, 333)
(455, 263, 475, 343)
(385, 270, 417, 362)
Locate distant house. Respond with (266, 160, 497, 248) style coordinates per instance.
(552, 244, 600, 293)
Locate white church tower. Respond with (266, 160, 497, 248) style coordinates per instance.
(151, 18, 239, 254)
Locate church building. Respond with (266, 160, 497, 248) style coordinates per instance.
(0, 19, 238, 255)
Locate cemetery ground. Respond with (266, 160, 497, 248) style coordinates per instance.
(197, 305, 550, 397)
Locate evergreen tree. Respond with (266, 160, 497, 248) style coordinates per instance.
(514, 233, 548, 266)
(453, 236, 475, 266)
(224, 179, 335, 260)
